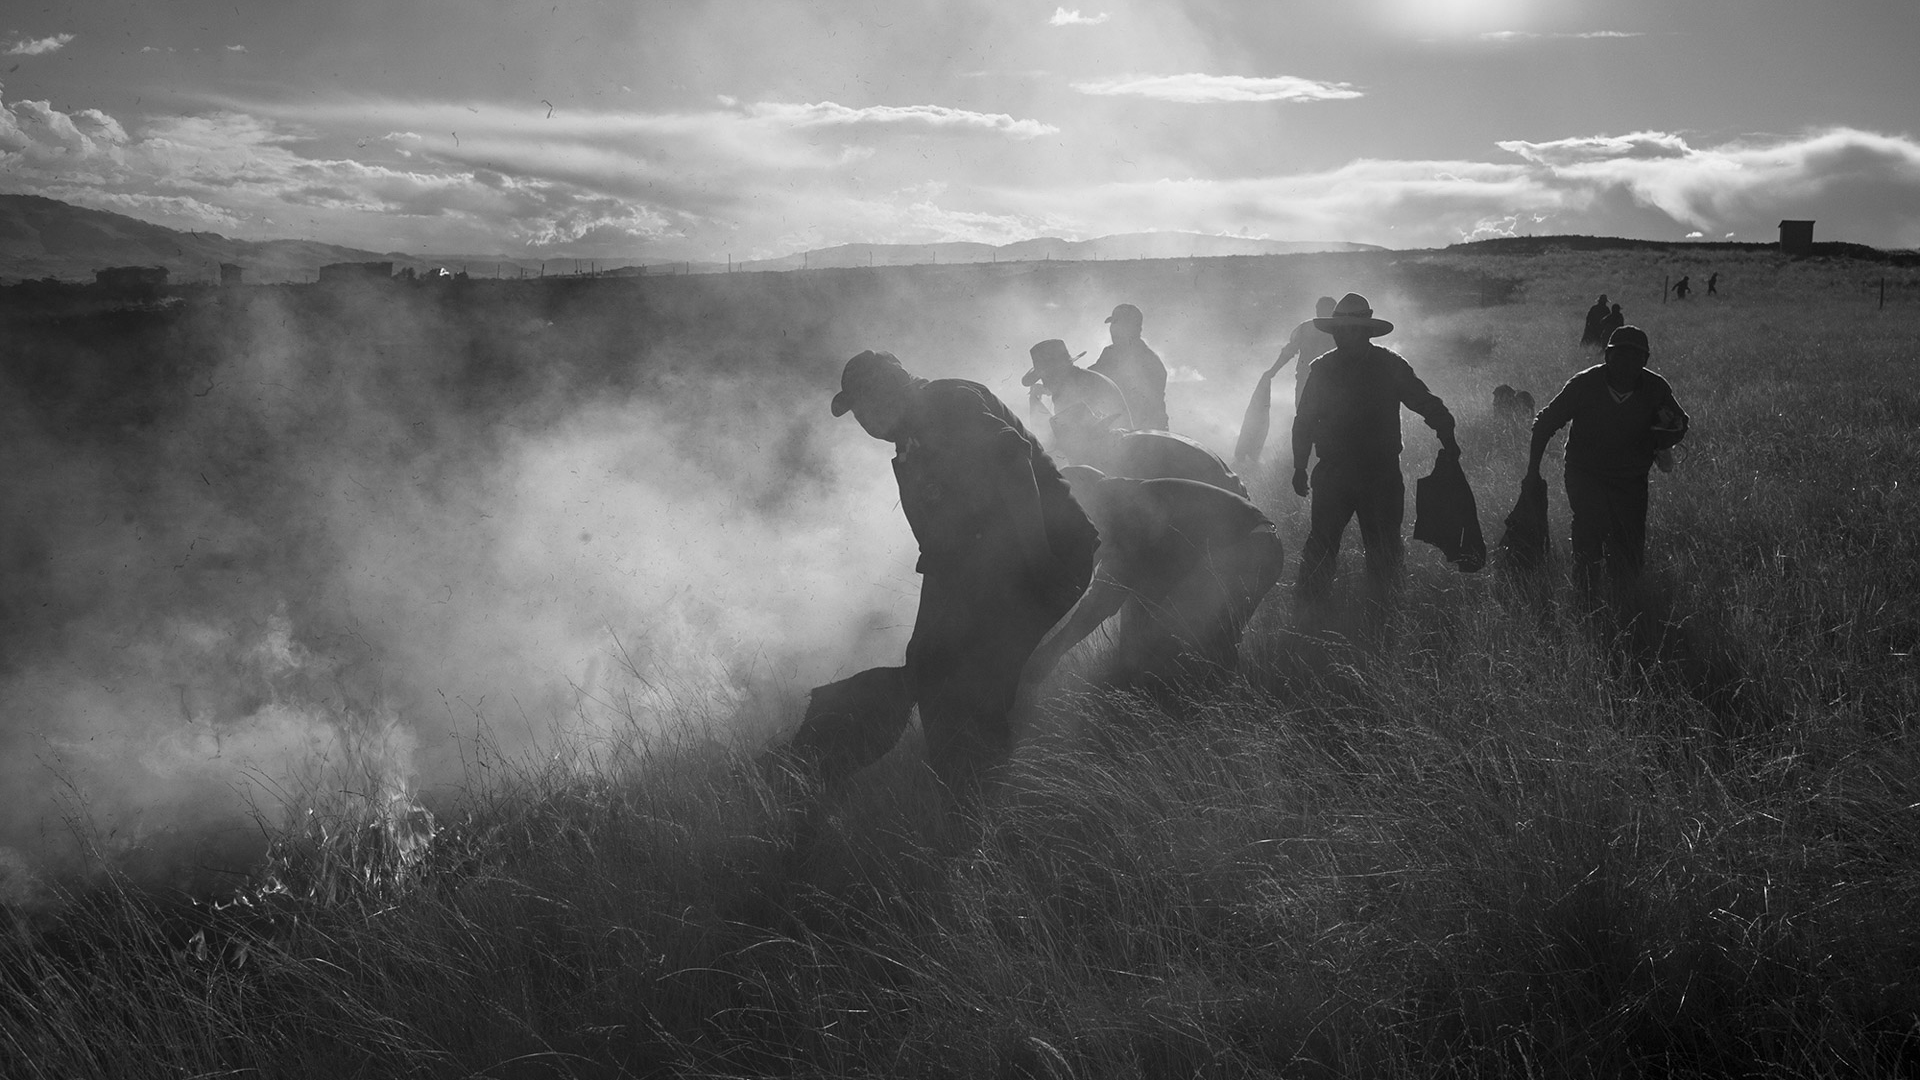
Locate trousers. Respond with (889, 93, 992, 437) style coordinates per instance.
(1564, 467, 1649, 592)
(1297, 460, 1404, 602)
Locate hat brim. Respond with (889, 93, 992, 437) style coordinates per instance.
(1312, 315, 1393, 337)
(830, 390, 854, 416)
(1020, 368, 1042, 386)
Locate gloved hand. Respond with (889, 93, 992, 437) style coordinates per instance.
(1291, 468, 1310, 498)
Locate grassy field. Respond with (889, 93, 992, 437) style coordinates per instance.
(3, 244, 1919, 1078)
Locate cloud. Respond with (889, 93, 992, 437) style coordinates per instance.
(746, 101, 1057, 139)
(1071, 73, 1362, 104)
(1498, 130, 1692, 165)
(226, 45, 247, 53)
(1049, 7, 1110, 26)
(4, 33, 74, 56)
(1480, 30, 1643, 41)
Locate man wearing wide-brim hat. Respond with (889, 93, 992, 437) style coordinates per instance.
(1023, 338, 1135, 446)
(1526, 324, 1689, 602)
(805, 350, 1099, 797)
(1290, 292, 1460, 606)
(1088, 303, 1171, 431)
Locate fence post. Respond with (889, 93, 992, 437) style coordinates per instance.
(1662, 275, 1668, 304)
(1881, 277, 1887, 309)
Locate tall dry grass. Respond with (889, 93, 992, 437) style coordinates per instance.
(5, 247, 1919, 1078)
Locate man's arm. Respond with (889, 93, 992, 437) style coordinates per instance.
(1021, 573, 1131, 687)
(1394, 356, 1458, 452)
(1526, 378, 1580, 478)
(1266, 323, 1305, 377)
(1651, 384, 1690, 451)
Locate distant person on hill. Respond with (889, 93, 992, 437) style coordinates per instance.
(1526, 325, 1690, 603)
(1234, 295, 1336, 468)
(1600, 302, 1626, 344)
(1581, 294, 1611, 347)
(1088, 303, 1170, 431)
(1023, 467, 1285, 682)
(791, 351, 1098, 797)
(1022, 338, 1133, 440)
(1707, 272, 1719, 296)
(1291, 293, 1460, 608)
(1673, 275, 1692, 300)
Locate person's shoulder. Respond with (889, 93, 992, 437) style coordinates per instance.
(1640, 369, 1676, 395)
(919, 378, 1010, 419)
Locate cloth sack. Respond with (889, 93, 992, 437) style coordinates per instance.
(1412, 450, 1487, 572)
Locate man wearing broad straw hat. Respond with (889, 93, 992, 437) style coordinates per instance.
(794, 350, 1098, 796)
(1290, 292, 1460, 605)
(1526, 324, 1689, 601)
(1023, 338, 1134, 442)
(1088, 303, 1170, 431)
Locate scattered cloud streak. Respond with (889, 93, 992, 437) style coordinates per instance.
(5, 33, 74, 56)
(746, 101, 1057, 138)
(1072, 73, 1363, 104)
(1481, 30, 1643, 42)
(1049, 7, 1110, 26)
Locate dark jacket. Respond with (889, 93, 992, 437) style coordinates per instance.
(891, 379, 1098, 575)
(1089, 340, 1170, 431)
(1412, 450, 1485, 572)
(1291, 344, 1455, 472)
(1531, 366, 1689, 480)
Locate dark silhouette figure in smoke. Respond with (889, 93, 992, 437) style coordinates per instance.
(1707, 272, 1719, 296)
(1580, 294, 1611, 348)
(1599, 302, 1626, 347)
(789, 351, 1097, 797)
(1023, 468, 1284, 684)
(1235, 295, 1336, 469)
(1673, 275, 1692, 301)
(1022, 337, 1133, 440)
(1492, 384, 1536, 438)
(1291, 293, 1459, 608)
(1048, 408, 1247, 498)
(1088, 303, 1170, 431)
(1527, 325, 1690, 604)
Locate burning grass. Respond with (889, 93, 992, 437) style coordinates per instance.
(4, 246, 1920, 1076)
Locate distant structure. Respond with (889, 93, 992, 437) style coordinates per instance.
(1779, 220, 1815, 253)
(94, 265, 169, 291)
(219, 263, 244, 287)
(318, 261, 394, 285)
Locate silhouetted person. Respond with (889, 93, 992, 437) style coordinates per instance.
(1492, 384, 1536, 440)
(804, 351, 1098, 796)
(1023, 338, 1133, 440)
(1527, 325, 1689, 603)
(1580, 294, 1611, 347)
(1707, 272, 1719, 296)
(1292, 293, 1459, 607)
(1088, 303, 1170, 431)
(1025, 468, 1284, 683)
(1599, 302, 1625, 345)
(1673, 275, 1691, 300)
(1235, 295, 1336, 468)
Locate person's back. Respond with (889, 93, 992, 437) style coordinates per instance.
(1088, 303, 1170, 430)
(1294, 343, 1450, 471)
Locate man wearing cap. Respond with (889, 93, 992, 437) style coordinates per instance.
(826, 350, 1099, 793)
(1023, 338, 1134, 441)
(1023, 466, 1284, 683)
(1291, 292, 1460, 605)
(1526, 325, 1689, 600)
(1088, 303, 1171, 431)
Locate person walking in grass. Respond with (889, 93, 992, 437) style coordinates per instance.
(1580, 294, 1611, 347)
(1526, 325, 1690, 602)
(805, 350, 1099, 796)
(1290, 293, 1460, 608)
(1235, 295, 1336, 468)
(1089, 303, 1170, 431)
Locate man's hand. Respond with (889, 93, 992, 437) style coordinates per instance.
(1291, 468, 1310, 498)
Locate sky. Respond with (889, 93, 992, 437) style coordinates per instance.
(3, 0, 1918, 259)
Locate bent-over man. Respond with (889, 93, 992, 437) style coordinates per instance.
(1025, 467, 1284, 682)
(1291, 293, 1459, 605)
(1527, 325, 1689, 600)
(1023, 337, 1134, 438)
(817, 350, 1099, 793)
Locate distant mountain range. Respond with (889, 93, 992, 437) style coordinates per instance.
(0, 193, 1380, 284)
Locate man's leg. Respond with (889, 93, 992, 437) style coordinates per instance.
(1194, 527, 1285, 668)
(1602, 473, 1651, 583)
(1564, 468, 1610, 604)
(1297, 466, 1360, 604)
(1353, 468, 1407, 603)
